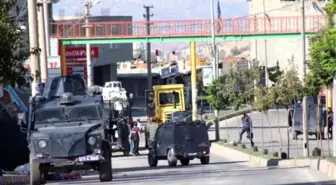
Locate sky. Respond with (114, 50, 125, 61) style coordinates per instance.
(52, 0, 249, 52)
(52, 0, 249, 20)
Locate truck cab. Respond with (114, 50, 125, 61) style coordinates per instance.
(145, 84, 185, 148)
(148, 84, 185, 123)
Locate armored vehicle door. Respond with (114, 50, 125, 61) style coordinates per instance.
(154, 125, 169, 157)
(174, 122, 209, 154)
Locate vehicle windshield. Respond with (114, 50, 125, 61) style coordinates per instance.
(159, 92, 180, 105)
(34, 105, 101, 124)
(34, 108, 66, 124)
(67, 105, 101, 121)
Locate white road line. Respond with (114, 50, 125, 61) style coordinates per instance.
(304, 168, 323, 185)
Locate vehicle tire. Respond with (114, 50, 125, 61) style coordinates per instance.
(99, 144, 112, 182)
(200, 156, 210, 165)
(167, 149, 177, 167)
(30, 154, 43, 185)
(148, 153, 158, 167)
(180, 159, 190, 166)
(292, 131, 298, 140)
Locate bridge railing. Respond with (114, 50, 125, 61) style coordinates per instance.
(50, 15, 325, 39)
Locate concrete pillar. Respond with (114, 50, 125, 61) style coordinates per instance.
(110, 63, 117, 81)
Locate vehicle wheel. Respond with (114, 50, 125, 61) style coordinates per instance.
(99, 144, 112, 182)
(30, 154, 44, 185)
(167, 149, 177, 167)
(200, 156, 210, 165)
(180, 159, 190, 166)
(292, 131, 298, 140)
(148, 153, 158, 167)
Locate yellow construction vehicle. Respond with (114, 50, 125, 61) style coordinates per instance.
(144, 84, 185, 148)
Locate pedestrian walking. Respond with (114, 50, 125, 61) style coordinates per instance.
(129, 123, 135, 156)
(238, 113, 254, 147)
(327, 107, 333, 139)
(133, 121, 142, 156)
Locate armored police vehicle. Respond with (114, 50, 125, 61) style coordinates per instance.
(291, 96, 325, 140)
(17, 76, 113, 185)
(148, 111, 210, 167)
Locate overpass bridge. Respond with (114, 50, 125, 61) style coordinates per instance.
(53, 15, 325, 45)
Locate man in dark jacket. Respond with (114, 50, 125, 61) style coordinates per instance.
(238, 113, 254, 147)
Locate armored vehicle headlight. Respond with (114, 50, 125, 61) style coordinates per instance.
(38, 140, 47, 148)
(88, 136, 96, 145)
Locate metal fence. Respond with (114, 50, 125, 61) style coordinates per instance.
(216, 109, 334, 158)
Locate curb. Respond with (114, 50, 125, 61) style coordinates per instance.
(211, 143, 312, 168)
(211, 143, 336, 179)
(207, 125, 288, 130)
(0, 175, 29, 185)
(206, 108, 257, 128)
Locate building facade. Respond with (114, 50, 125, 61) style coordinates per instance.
(249, 0, 328, 79)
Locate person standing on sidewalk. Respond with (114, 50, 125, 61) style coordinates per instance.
(133, 121, 142, 156)
(327, 107, 333, 139)
(238, 113, 254, 147)
(129, 123, 135, 155)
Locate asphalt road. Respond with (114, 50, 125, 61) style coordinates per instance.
(46, 151, 335, 185)
(208, 110, 334, 158)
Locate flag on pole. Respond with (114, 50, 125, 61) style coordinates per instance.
(217, 0, 222, 33)
(312, 0, 324, 15)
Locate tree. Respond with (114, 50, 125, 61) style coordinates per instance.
(206, 75, 231, 141)
(269, 62, 303, 158)
(0, 0, 31, 88)
(305, 0, 336, 94)
(253, 85, 271, 151)
(206, 76, 230, 111)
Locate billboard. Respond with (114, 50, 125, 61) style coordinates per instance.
(65, 47, 99, 80)
(202, 66, 213, 87)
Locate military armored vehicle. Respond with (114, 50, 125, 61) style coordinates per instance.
(148, 111, 210, 167)
(17, 76, 115, 185)
(291, 96, 325, 140)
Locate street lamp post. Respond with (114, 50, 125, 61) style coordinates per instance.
(301, 0, 309, 158)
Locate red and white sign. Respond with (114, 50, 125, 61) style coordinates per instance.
(25, 56, 61, 69)
(65, 47, 99, 59)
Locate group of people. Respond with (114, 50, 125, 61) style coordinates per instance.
(129, 119, 142, 156)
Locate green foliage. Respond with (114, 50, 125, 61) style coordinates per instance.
(270, 64, 303, 109)
(254, 86, 270, 113)
(305, 0, 336, 95)
(0, 0, 31, 88)
(206, 76, 230, 110)
(323, 0, 336, 28)
(206, 60, 262, 111)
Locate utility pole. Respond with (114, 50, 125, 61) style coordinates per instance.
(191, 41, 198, 121)
(211, 0, 220, 141)
(43, 2, 50, 56)
(37, 1, 48, 83)
(85, 2, 93, 87)
(262, 0, 268, 87)
(144, 5, 154, 90)
(27, 0, 40, 96)
(301, 0, 309, 157)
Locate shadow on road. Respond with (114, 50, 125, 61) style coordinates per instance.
(112, 160, 247, 173)
(57, 166, 294, 184)
(274, 181, 336, 185)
